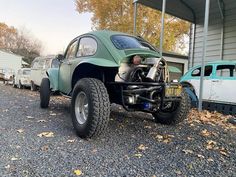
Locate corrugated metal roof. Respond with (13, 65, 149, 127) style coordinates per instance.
(136, 0, 221, 23)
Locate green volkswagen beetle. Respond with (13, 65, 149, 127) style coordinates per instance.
(40, 30, 190, 139)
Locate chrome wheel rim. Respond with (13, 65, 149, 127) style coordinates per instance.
(75, 91, 88, 124)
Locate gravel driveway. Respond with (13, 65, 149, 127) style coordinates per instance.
(0, 83, 235, 177)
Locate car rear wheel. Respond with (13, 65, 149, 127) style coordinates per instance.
(40, 78, 50, 108)
(71, 78, 110, 139)
(152, 89, 191, 125)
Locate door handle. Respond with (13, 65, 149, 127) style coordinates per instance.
(212, 79, 219, 82)
(63, 61, 72, 65)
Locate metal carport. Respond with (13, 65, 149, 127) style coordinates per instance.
(133, 0, 235, 111)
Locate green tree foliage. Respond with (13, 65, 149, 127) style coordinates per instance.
(75, 0, 190, 53)
(0, 22, 42, 64)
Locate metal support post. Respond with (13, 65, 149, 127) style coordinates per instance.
(160, 0, 166, 57)
(133, 1, 138, 35)
(198, 0, 210, 111)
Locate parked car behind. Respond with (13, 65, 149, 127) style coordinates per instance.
(0, 68, 4, 82)
(30, 56, 59, 90)
(2, 68, 15, 84)
(180, 60, 236, 114)
(13, 68, 31, 89)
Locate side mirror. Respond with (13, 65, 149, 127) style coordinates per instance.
(56, 54, 64, 62)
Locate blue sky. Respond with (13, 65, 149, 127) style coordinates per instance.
(0, 0, 92, 55)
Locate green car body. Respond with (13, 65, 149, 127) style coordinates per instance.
(41, 30, 190, 139)
(47, 30, 160, 94)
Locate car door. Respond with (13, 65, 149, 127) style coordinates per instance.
(59, 39, 78, 94)
(188, 65, 213, 100)
(211, 64, 236, 104)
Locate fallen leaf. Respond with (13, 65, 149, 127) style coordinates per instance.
(175, 170, 182, 175)
(74, 169, 82, 176)
(41, 145, 49, 151)
(26, 116, 34, 119)
(67, 139, 76, 143)
(219, 148, 229, 157)
(200, 129, 211, 137)
(5, 165, 10, 169)
(144, 125, 152, 129)
(197, 154, 205, 159)
(37, 119, 47, 123)
(187, 137, 194, 141)
(91, 149, 97, 153)
(37, 132, 54, 138)
(156, 135, 163, 141)
(206, 140, 217, 150)
(207, 158, 214, 162)
(182, 149, 193, 154)
(11, 157, 18, 161)
(138, 144, 148, 151)
(17, 129, 24, 133)
(134, 153, 142, 158)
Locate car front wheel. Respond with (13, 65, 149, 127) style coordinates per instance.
(152, 89, 191, 125)
(40, 78, 50, 108)
(31, 81, 37, 91)
(71, 78, 110, 139)
(18, 80, 23, 89)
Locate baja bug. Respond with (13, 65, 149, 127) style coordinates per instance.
(40, 30, 190, 139)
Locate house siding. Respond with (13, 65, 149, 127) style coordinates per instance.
(189, 0, 236, 67)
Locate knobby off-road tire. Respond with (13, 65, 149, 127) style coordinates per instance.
(71, 78, 110, 139)
(40, 78, 50, 108)
(152, 89, 191, 125)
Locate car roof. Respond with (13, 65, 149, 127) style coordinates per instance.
(75, 30, 135, 40)
(206, 60, 236, 64)
(192, 60, 236, 69)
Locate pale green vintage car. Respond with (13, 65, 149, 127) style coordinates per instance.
(40, 30, 190, 138)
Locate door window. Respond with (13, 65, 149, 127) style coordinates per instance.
(65, 41, 78, 60)
(216, 65, 236, 77)
(77, 37, 97, 57)
(191, 65, 213, 77)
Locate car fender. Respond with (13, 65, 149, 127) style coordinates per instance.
(181, 82, 198, 107)
(78, 58, 119, 67)
(46, 68, 59, 91)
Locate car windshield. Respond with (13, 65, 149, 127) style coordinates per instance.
(23, 70, 31, 75)
(111, 35, 153, 50)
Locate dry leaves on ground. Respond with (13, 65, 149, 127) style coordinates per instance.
(67, 139, 76, 143)
(155, 134, 174, 143)
(188, 109, 236, 131)
(37, 132, 54, 138)
(134, 153, 143, 158)
(74, 169, 82, 176)
(17, 129, 24, 133)
(182, 149, 194, 154)
(138, 144, 148, 151)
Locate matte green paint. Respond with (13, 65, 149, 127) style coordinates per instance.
(50, 30, 162, 94)
(47, 68, 59, 91)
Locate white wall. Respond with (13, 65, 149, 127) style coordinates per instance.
(0, 51, 22, 73)
(189, 0, 236, 66)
